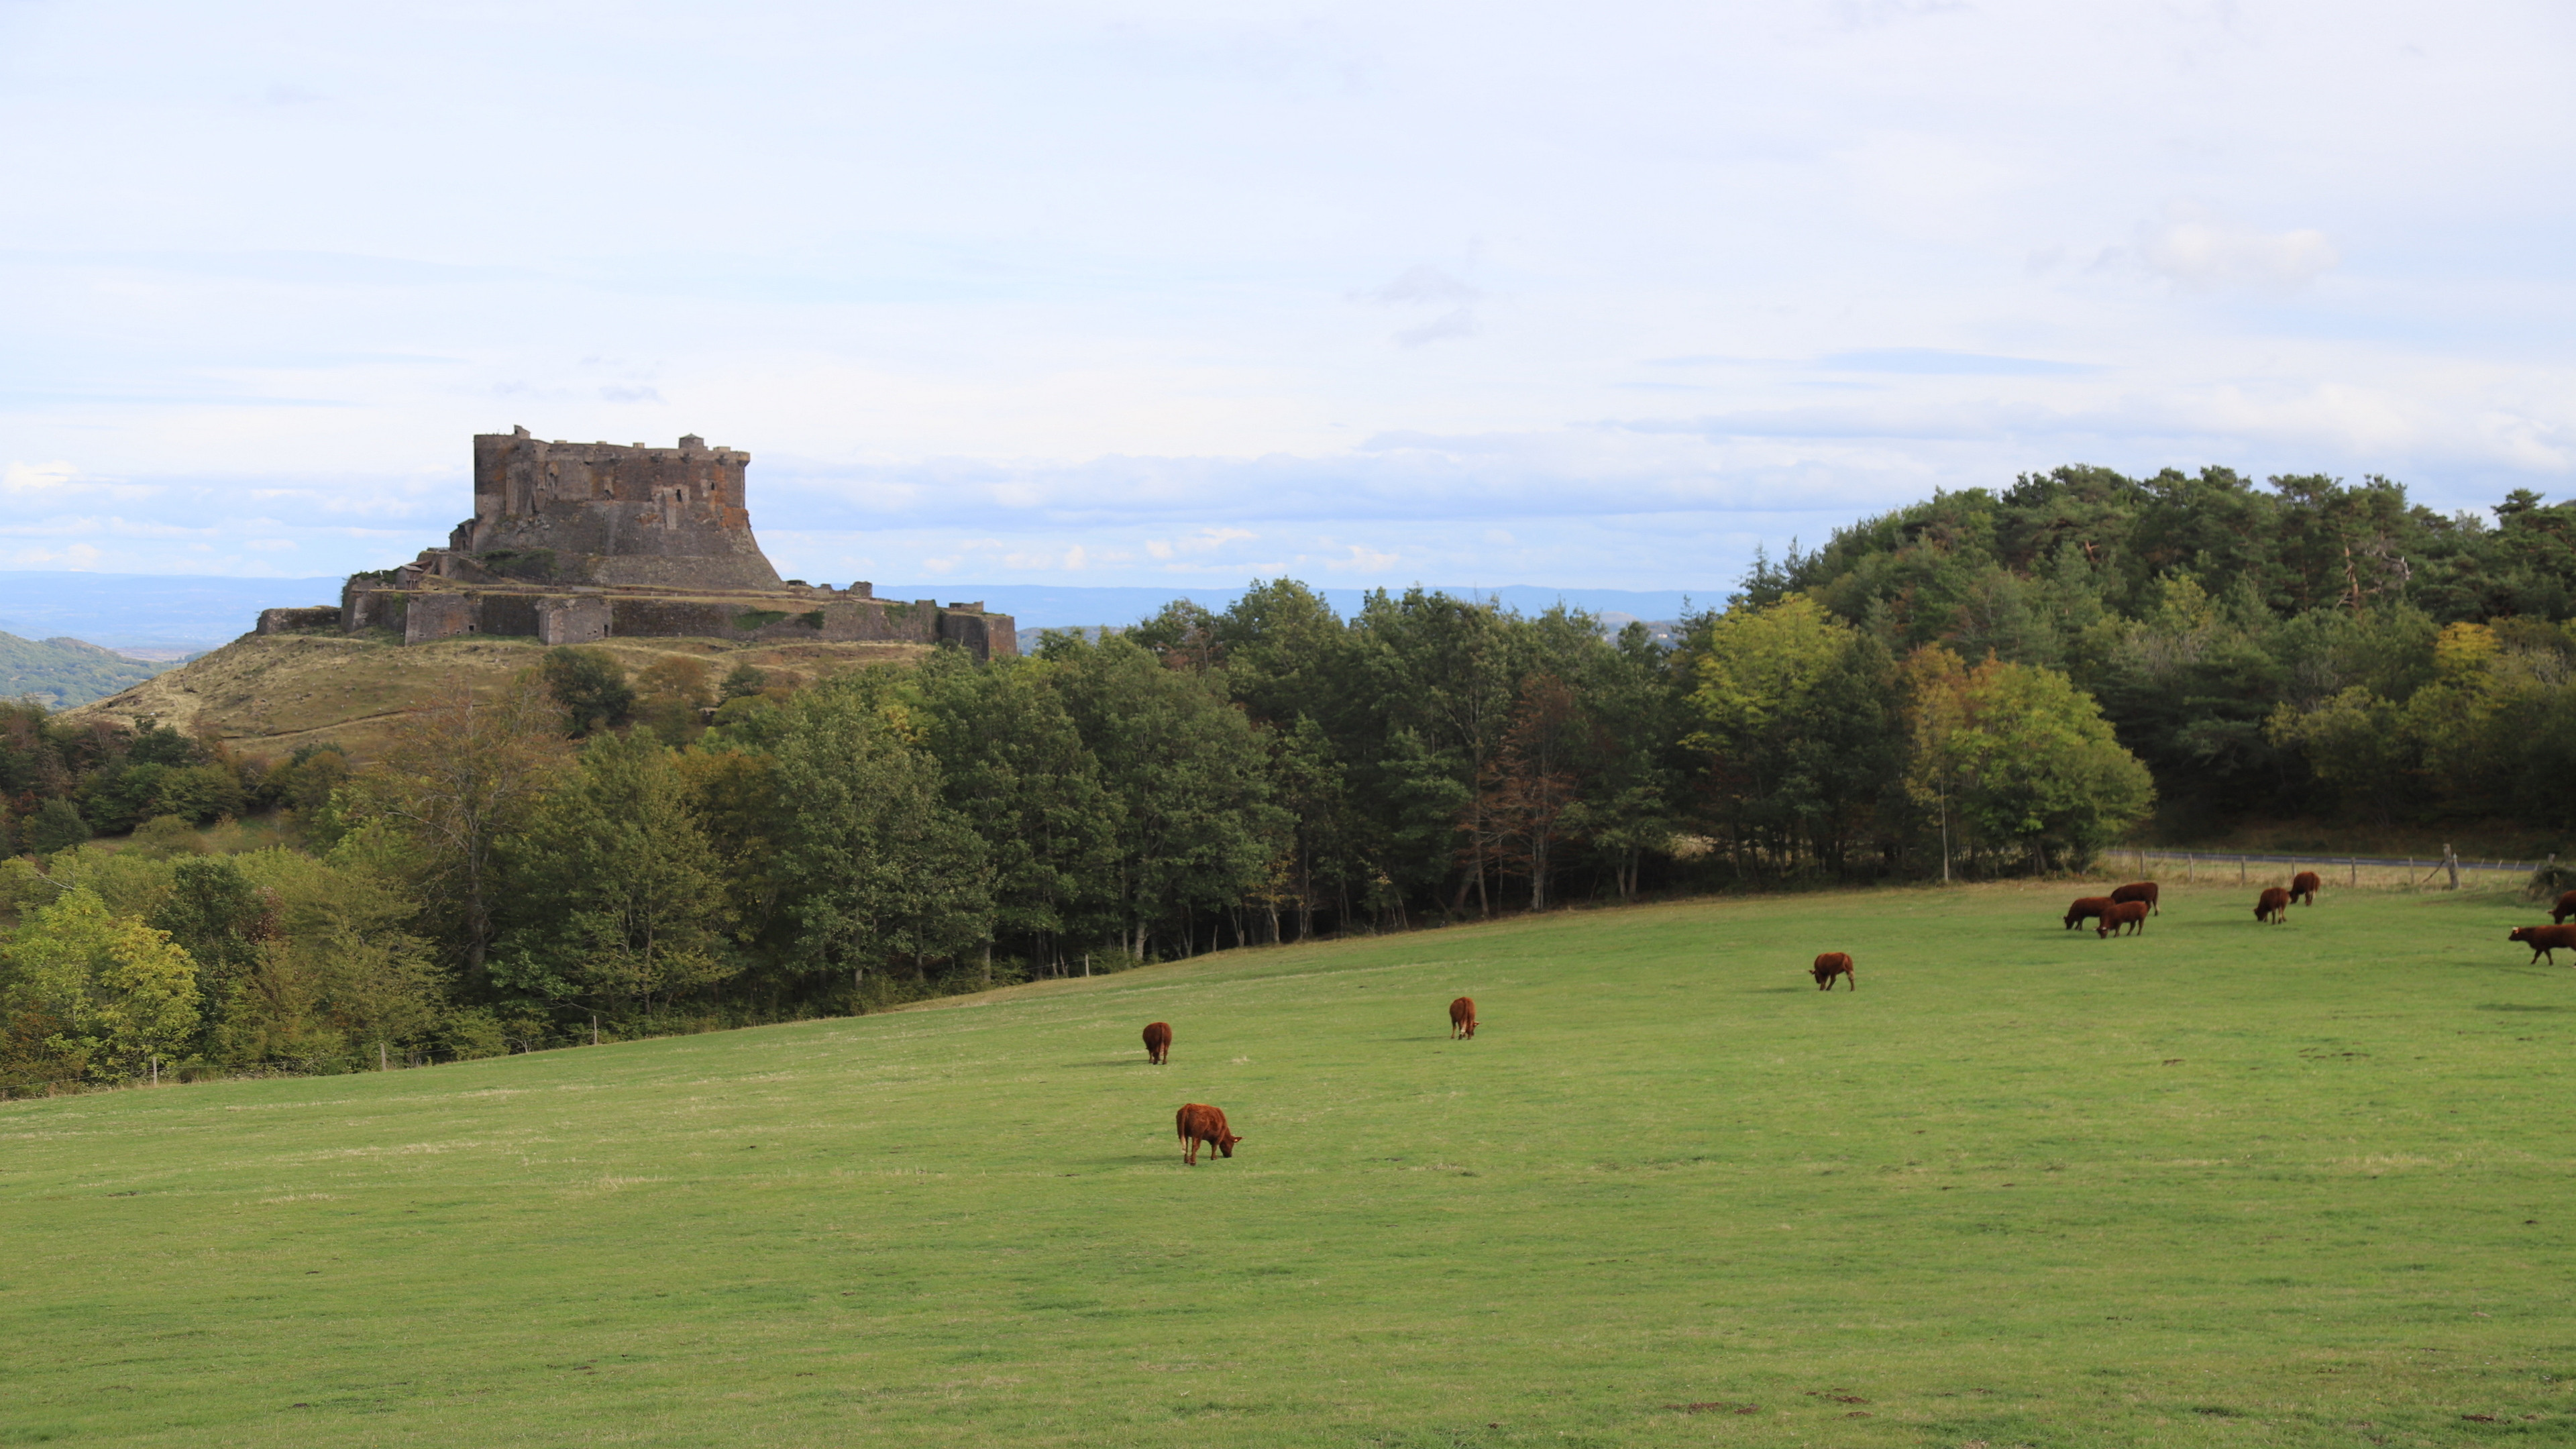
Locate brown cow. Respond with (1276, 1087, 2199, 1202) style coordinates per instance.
(2289, 871, 2322, 906)
(2509, 924, 2576, 965)
(2111, 881, 2161, 916)
(1175, 1102, 1240, 1165)
(1142, 1021, 1172, 1066)
(2553, 890, 2576, 926)
(2096, 900, 2149, 937)
(2064, 896, 2114, 930)
(1811, 952, 1855, 990)
(1448, 997, 1478, 1038)
(2255, 886, 2291, 924)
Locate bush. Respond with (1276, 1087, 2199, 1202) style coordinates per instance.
(2526, 861, 2576, 903)
(128, 816, 208, 859)
(25, 799, 90, 855)
(540, 649, 635, 736)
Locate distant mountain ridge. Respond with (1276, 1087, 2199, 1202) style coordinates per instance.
(0, 571, 344, 649)
(0, 631, 183, 710)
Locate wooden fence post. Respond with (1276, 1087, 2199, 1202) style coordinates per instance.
(2445, 844, 2460, 891)
(2239, 856, 2247, 885)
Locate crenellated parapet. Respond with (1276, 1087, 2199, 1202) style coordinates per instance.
(256, 427, 1018, 661)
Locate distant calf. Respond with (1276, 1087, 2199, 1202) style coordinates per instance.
(2064, 897, 2114, 930)
(2096, 901, 2149, 938)
(2255, 886, 2291, 924)
(2510, 924, 2576, 965)
(1175, 1102, 1240, 1165)
(1811, 952, 1855, 989)
(2111, 881, 2161, 916)
(2553, 890, 2576, 926)
(1142, 1021, 1172, 1066)
(2290, 871, 2322, 906)
(1448, 996, 1478, 1038)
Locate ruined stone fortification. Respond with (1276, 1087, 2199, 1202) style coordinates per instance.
(258, 429, 1016, 661)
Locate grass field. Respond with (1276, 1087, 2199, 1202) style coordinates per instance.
(7, 882, 2575, 1447)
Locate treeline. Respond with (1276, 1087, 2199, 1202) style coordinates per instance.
(1750, 467, 2576, 830)
(1, 580, 2156, 1089)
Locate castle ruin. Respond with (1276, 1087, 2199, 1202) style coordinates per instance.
(258, 428, 1016, 660)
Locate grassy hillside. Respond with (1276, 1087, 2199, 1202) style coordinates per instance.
(0, 631, 175, 709)
(6, 882, 2573, 1446)
(62, 633, 931, 760)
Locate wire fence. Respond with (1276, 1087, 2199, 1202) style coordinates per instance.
(2102, 846, 2556, 894)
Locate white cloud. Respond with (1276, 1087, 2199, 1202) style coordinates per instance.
(2137, 205, 2341, 291)
(1355, 264, 1483, 348)
(3, 462, 80, 493)
(0, 0, 2567, 589)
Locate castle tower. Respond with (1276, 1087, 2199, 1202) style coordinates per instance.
(451, 426, 784, 590)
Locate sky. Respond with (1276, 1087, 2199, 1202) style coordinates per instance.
(1, 0, 2571, 594)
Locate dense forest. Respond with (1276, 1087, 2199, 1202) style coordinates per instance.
(1750, 466, 2576, 833)
(3, 464, 2571, 1089)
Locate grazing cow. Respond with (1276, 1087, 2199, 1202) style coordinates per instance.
(2111, 881, 2161, 916)
(2553, 890, 2576, 926)
(1142, 1021, 1172, 1066)
(1175, 1102, 1240, 1165)
(2064, 896, 2115, 930)
(2509, 924, 2576, 965)
(1448, 996, 1478, 1039)
(2290, 871, 2322, 907)
(2096, 901, 2149, 938)
(1811, 952, 1855, 990)
(2255, 886, 2291, 924)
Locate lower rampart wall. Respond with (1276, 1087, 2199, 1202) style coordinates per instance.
(335, 582, 1016, 660)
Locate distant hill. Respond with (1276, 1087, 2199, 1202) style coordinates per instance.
(0, 632, 183, 709)
(0, 570, 345, 651)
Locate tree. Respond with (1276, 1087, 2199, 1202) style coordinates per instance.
(1909, 650, 2156, 871)
(493, 731, 737, 1018)
(1687, 597, 1900, 875)
(362, 677, 571, 977)
(25, 798, 91, 855)
(541, 647, 635, 736)
(914, 652, 1118, 978)
(1044, 635, 1280, 957)
(768, 678, 991, 992)
(0, 887, 199, 1084)
(1478, 674, 1589, 910)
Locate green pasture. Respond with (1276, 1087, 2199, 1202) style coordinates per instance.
(7, 882, 2575, 1447)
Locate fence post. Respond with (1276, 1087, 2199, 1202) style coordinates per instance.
(2239, 856, 2247, 885)
(2349, 857, 2357, 888)
(2445, 844, 2460, 892)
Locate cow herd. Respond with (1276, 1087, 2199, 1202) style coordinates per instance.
(1145, 878, 2576, 1165)
(1148, 996, 1481, 1165)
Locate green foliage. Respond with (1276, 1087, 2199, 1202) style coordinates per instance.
(493, 731, 739, 1014)
(24, 797, 90, 855)
(0, 631, 172, 710)
(766, 675, 991, 986)
(730, 608, 790, 632)
(1685, 597, 1904, 873)
(1906, 647, 2157, 869)
(540, 647, 635, 735)
(718, 661, 769, 700)
(0, 886, 198, 1085)
(1757, 466, 2576, 831)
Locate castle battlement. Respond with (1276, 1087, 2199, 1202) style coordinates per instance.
(260, 427, 1017, 661)
(451, 426, 779, 590)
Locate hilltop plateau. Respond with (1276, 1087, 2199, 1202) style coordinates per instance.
(63, 632, 930, 760)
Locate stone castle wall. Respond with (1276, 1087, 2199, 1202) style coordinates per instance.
(453, 428, 782, 591)
(252, 427, 1020, 661)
